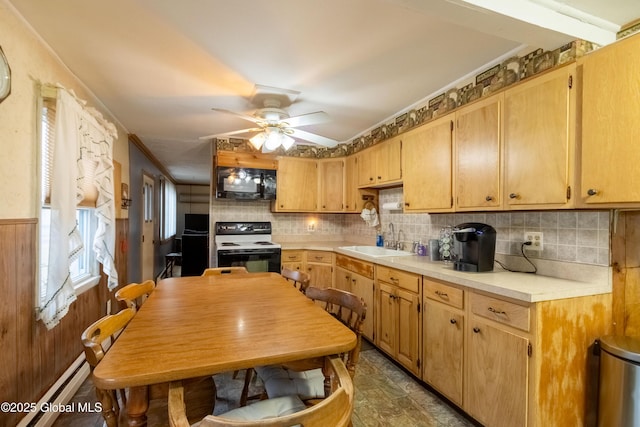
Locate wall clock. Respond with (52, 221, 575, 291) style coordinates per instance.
(0, 46, 11, 103)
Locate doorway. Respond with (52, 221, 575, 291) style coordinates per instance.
(141, 173, 155, 280)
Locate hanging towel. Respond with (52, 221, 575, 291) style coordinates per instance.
(360, 207, 379, 227)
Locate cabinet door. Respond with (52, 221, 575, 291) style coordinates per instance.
(467, 318, 529, 427)
(581, 34, 640, 204)
(319, 158, 344, 212)
(456, 95, 502, 210)
(357, 148, 375, 187)
(344, 155, 358, 212)
(350, 272, 375, 341)
(306, 262, 333, 289)
(396, 288, 421, 375)
(335, 267, 352, 292)
(375, 137, 402, 184)
(423, 300, 464, 406)
(274, 157, 318, 211)
(402, 114, 454, 212)
(377, 282, 396, 356)
(504, 65, 574, 208)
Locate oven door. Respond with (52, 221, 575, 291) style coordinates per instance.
(217, 248, 281, 273)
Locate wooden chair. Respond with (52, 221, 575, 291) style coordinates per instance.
(115, 279, 156, 310)
(244, 287, 366, 405)
(81, 307, 137, 427)
(202, 266, 249, 276)
(168, 355, 354, 427)
(304, 286, 367, 379)
(281, 268, 310, 294)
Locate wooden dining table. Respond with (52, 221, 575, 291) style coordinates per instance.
(92, 272, 357, 426)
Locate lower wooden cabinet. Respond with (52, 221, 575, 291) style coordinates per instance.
(423, 279, 464, 406)
(281, 250, 303, 272)
(466, 315, 529, 427)
(335, 255, 375, 341)
(304, 250, 334, 289)
(375, 265, 421, 376)
(466, 291, 531, 426)
(420, 280, 610, 427)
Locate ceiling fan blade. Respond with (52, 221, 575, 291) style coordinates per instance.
(199, 127, 262, 140)
(284, 111, 330, 127)
(290, 129, 339, 147)
(211, 108, 261, 124)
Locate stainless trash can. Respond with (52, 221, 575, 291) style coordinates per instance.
(598, 335, 640, 427)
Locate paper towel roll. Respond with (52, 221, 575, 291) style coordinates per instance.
(382, 202, 402, 210)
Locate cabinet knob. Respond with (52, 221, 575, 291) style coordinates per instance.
(509, 193, 518, 199)
(486, 195, 493, 201)
(587, 188, 598, 196)
(377, 176, 382, 180)
(473, 327, 480, 333)
(450, 318, 457, 325)
(404, 202, 410, 207)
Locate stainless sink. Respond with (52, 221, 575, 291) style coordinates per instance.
(338, 246, 415, 258)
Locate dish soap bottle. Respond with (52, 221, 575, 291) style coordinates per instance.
(376, 232, 384, 247)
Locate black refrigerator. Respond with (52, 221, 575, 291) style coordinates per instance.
(181, 214, 209, 276)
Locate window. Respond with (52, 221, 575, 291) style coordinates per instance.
(159, 177, 177, 241)
(39, 97, 99, 296)
(37, 86, 118, 329)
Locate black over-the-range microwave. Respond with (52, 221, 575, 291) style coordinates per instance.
(215, 166, 277, 200)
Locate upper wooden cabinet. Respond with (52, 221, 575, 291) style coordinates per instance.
(216, 150, 278, 169)
(503, 64, 576, 209)
(318, 158, 344, 212)
(402, 113, 454, 212)
(455, 95, 503, 210)
(272, 157, 318, 212)
(357, 137, 402, 188)
(580, 33, 640, 206)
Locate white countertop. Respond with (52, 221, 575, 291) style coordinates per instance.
(279, 241, 612, 303)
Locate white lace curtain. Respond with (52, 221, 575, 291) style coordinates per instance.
(38, 88, 119, 330)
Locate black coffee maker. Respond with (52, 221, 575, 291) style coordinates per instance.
(452, 222, 496, 272)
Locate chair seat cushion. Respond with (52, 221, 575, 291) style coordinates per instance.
(219, 394, 306, 421)
(255, 366, 325, 400)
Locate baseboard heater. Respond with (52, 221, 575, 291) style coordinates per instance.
(18, 353, 90, 427)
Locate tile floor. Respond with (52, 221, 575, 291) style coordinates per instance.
(52, 342, 476, 426)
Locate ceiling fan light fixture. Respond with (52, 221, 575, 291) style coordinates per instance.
(249, 133, 266, 150)
(264, 128, 283, 151)
(281, 134, 295, 150)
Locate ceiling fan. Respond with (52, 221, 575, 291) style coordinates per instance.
(200, 88, 339, 152)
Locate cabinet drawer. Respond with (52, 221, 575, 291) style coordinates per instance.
(470, 293, 530, 332)
(306, 251, 333, 264)
(424, 279, 463, 309)
(376, 265, 420, 293)
(281, 250, 303, 263)
(336, 255, 374, 279)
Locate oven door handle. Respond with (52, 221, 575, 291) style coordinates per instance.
(218, 249, 280, 256)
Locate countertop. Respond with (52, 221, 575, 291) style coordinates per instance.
(279, 240, 612, 303)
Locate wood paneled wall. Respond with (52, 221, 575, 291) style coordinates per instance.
(611, 211, 640, 335)
(0, 218, 129, 426)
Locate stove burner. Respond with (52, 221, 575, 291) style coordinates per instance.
(221, 242, 240, 246)
(254, 241, 274, 245)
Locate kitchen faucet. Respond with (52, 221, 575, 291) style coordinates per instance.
(387, 223, 396, 249)
(397, 229, 405, 251)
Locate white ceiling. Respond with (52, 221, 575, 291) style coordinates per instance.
(8, 0, 640, 184)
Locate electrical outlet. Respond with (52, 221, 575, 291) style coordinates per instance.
(524, 231, 543, 251)
(307, 223, 316, 232)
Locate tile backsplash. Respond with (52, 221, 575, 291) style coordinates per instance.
(205, 187, 611, 267)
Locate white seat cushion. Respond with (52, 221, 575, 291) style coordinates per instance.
(219, 394, 306, 421)
(255, 366, 325, 400)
